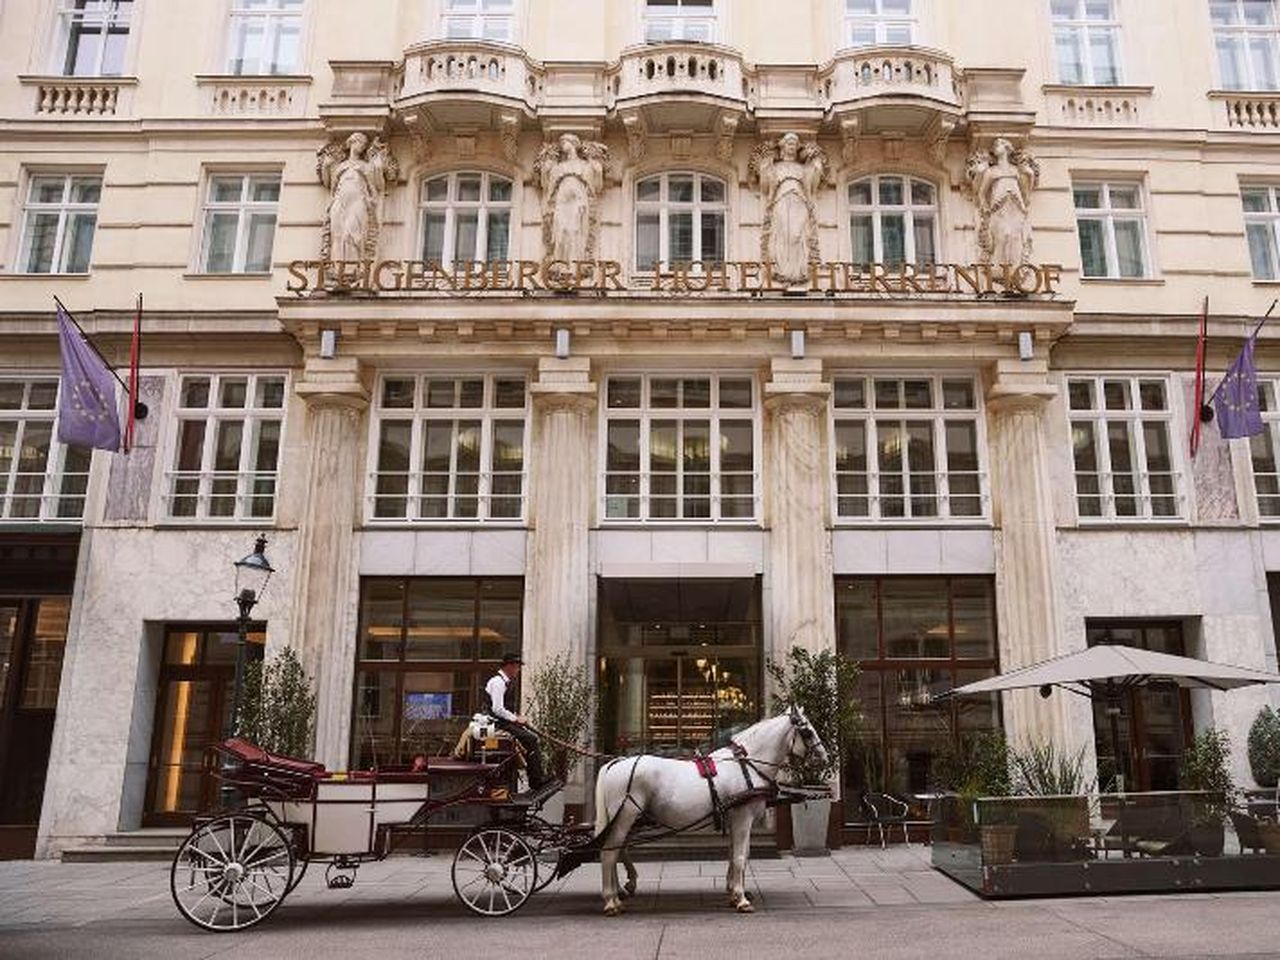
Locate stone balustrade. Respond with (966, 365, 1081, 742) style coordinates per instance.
(25, 77, 135, 117)
(396, 40, 540, 107)
(823, 45, 962, 110)
(610, 42, 750, 107)
(1043, 85, 1151, 126)
(196, 76, 311, 117)
(1214, 91, 1280, 130)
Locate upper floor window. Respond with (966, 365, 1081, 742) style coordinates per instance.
(1243, 185, 1280, 279)
(1251, 380, 1280, 518)
(1073, 181, 1150, 279)
(18, 174, 101, 275)
(370, 375, 528, 523)
(635, 172, 726, 272)
(227, 0, 303, 75)
(166, 374, 286, 520)
(420, 172, 512, 267)
(644, 0, 716, 42)
(1068, 376, 1180, 520)
(199, 173, 281, 274)
(603, 375, 757, 523)
(443, 0, 514, 41)
(849, 175, 937, 266)
(56, 0, 132, 76)
(0, 378, 91, 522)
(1051, 0, 1121, 85)
(1212, 0, 1280, 89)
(846, 0, 914, 47)
(832, 376, 985, 522)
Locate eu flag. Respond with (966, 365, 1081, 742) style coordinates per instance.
(1214, 335, 1264, 440)
(56, 303, 121, 452)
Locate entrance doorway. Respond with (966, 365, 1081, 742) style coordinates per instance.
(597, 578, 761, 755)
(144, 624, 263, 825)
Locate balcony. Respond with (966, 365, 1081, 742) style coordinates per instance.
(608, 42, 751, 137)
(195, 75, 312, 118)
(1210, 90, 1280, 130)
(395, 40, 540, 118)
(1042, 84, 1152, 127)
(19, 75, 137, 118)
(823, 46, 962, 116)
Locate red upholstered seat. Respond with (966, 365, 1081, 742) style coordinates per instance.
(222, 738, 327, 778)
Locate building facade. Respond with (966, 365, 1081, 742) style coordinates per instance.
(3, 0, 1280, 857)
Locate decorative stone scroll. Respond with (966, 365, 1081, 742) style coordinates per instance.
(533, 133, 609, 280)
(965, 137, 1040, 266)
(317, 132, 399, 262)
(750, 132, 829, 284)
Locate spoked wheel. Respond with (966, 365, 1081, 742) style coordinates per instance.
(452, 827, 537, 917)
(171, 812, 296, 932)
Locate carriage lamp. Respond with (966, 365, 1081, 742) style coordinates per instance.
(225, 535, 275, 742)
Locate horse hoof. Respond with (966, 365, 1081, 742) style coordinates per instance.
(604, 902, 622, 917)
(735, 900, 755, 914)
(624, 881, 638, 898)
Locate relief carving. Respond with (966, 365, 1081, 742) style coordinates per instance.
(749, 132, 829, 284)
(534, 133, 609, 278)
(317, 132, 399, 261)
(965, 137, 1040, 266)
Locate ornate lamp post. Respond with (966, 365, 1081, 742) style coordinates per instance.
(224, 535, 274, 741)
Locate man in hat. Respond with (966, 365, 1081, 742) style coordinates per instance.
(484, 653, 545, 792)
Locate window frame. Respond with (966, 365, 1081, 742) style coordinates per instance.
(846, 174, 941, 267)
(197, 171, 282, 275)
(440, 0, 516, 41)
(1250, 378, 1280, 519)
(1242, 184, 1280, 281)
(1050, 0, 1123, 86)
(642, 0, 719, 43)
(53, 0, 134, 77)
(417, 171, 515, 269)
(162, 371, 289, 523)
(633, 171, 729, 273)
(367, 373, 531, 525)
(15, 172, 103, 276)
(1072, 179, 1152, 280)
(1066, 373, 1184, 522)
(225, 0, 305, 76)
(844, 0, 916, 48)
(600, 372, 761, 525)
(1211, 0, 1280, 91)
(829, 374, 989, 524)
(0, 377, 93, 523)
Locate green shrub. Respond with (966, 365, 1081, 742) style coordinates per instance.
(766, 646, 861, 784)
(1180, 727, 1237, 825)
(1010, 742, 1091, 796)
(1248, 706, 1280, 789)
(239, 646, 316, 759)
(527, 654, 594, 781)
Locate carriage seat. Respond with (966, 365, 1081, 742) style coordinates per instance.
(222, 737, 328, 778)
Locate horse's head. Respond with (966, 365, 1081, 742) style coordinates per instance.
(787, 704, 828, 771)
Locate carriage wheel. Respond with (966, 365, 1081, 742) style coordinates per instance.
(452, 827, 537, 917)
(171, 813, 296, 932)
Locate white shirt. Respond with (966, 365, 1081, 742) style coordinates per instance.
(485, 671, 518, 722)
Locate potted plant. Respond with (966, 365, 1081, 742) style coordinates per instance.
(240, 646, 317, 758)
(1179, 727, 1236, 857)
(957, 732, 1016, 863)
(1248, 707, 1280, 790)
(1009, 741, 1092, 860)
(527, 653, 594, 824)
(765, 646, 860, 856)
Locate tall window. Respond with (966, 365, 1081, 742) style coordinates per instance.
(1242, 185, 1280, 280)
(353, 578, 523, 768)
(603, 375, 757, 522)
(1212, 0, 1280, 90)
(635, 173, 726, 272)
(1068, 376, 1180, 520)
(644, 0, 716, 42)
(1073, 181, 1150, 279)
(837, 577, 1000, 817)
(1251, 379, 1280, 518)
(1051, 0, 1121, 84)
(371, 375, 528, 523)
(167, 374, 286, 520)
(442, 0, 514, 41)
(846, 0, 914, 47)
(848, 176, 938, 267)
(227, 0, 303, 75)
(832, 376, 985, 521)
(419, 173, 512, 267)
(18, 174, 101, 275)
(56, 0, 132, 76)
(199, 173, 280, 274)
(0, 378, 91, 522)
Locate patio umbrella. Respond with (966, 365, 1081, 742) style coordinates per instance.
(949, 644, 1280, 791)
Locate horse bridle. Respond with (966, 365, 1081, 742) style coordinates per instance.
(728, 711, 820, 789)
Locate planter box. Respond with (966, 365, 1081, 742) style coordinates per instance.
(790, 798, 831, 857)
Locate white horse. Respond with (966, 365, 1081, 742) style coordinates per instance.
(593, 707, 827, 916)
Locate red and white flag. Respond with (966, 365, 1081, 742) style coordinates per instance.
(124, 293, 142, 453)
(1190, 296, 1209, 458)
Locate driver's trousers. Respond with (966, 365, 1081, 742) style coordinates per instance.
(495, 718, 545, 790)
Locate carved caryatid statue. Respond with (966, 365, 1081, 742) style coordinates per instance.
(534, 133, 609, 275)
(965, 137, 1040, 266)
(317, 132, 399, 261)
(750, 132, 828, 284)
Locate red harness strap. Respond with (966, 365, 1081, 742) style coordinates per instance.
(692, 755, 718, 779)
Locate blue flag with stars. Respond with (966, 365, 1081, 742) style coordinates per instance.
(56, 303, 121, 452)
(1214, 335, 1264, 440)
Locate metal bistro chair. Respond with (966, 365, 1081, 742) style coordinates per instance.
(862, 792, 911, 848)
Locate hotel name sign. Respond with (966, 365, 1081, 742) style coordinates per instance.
(285, 259, 1063, 297)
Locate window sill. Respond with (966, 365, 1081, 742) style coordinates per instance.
(1069, 519, 1188, 529)
(1042, 83, 1154, 95)
(154, 519, 281, 529)
(1078, 276, 1165, 285)
(182, 272, 275, 280)
(18, 73, 139, 87)
(195, 73, 313, 85)
(833, 521, 993, 530)
(0, 271, 91, 279)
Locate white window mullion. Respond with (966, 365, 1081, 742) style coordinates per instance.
(479, 416, 493, 521)
(935, 417, 949, 520)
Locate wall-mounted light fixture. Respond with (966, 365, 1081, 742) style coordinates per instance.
(320, 328, 337, 359)
(554, 328, 571, 359)
(790, 329, 806, 360)
(1018, 330, 1034, 361)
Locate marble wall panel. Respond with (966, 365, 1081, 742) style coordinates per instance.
(103, 375, 166, 523)
(1183, 374, 1240, 524)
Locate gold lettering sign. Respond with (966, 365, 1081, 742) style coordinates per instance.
(285, 259, 1062, 297)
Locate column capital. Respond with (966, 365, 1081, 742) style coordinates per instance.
(764, 357, 831, 411)
(530, 356, 597, 413)
(294, 356, 369, 411)
(986, 358, 1057, 414)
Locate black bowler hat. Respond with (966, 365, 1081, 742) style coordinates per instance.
(501, 653, 524, 666)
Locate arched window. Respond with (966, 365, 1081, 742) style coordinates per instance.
(634, 172, 727, 271)
(419, 171, 513, 266)
(848, 175, 938, 266)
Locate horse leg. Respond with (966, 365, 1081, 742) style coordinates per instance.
(621, 851, 638, 899)
(600, 804, 640, 916)
(726, 806, 755, 913)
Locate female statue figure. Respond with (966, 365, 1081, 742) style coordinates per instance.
(534, 133, 609, 275)
(317, 132, 398, 261)
(750, 132, 828, 284)
(966, 137, 1040, 266)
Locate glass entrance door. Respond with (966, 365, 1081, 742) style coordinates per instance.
(598, 579, 761, 755)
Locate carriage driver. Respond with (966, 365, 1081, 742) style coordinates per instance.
(484, 653, 546, 793)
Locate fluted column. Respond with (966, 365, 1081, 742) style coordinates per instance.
(290, 357, 368, 769)
(524, 358, 597, 671)
(986, 359, 1067, 748)
(765, 358, 836, 658)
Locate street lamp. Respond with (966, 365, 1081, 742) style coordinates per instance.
(224, 535, 274, 742)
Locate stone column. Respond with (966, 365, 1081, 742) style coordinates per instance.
(765, 358, 836, 658)
(524, 357, 597, 672)
(290, 357, 368, 769)
(986, 359, 1068, 748)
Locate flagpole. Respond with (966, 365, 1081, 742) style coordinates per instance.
(1207, 299, 1278, 406)
(52, 295, 131, 394)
